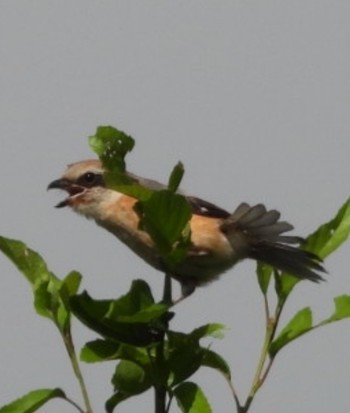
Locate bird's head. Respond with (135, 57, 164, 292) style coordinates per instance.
(48, 159, 121, 218)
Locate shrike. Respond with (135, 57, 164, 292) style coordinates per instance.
(48, 159, 324, 297)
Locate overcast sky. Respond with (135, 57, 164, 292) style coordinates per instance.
(0, 2, 349, 413)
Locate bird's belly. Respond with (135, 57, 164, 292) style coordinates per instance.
(172, 253, 237, 286)
(97, 209, 238, 287)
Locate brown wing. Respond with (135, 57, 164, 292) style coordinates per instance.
(187, 196, 231, 218)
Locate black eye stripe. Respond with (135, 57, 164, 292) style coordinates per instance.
(77, 171, 104, 187)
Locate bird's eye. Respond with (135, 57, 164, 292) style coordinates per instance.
(77, 171, 103, 187)
(84, 172, 96, 183)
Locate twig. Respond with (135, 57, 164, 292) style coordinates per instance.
(63, 394, 86, 413)
(154, 273, 173, 413)
(61, 330, 94, 413)
(240, 290, 286, 412)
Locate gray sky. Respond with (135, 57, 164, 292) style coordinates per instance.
(1, 2, 349, 412)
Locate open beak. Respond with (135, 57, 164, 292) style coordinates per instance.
(47, 178, 84, 208)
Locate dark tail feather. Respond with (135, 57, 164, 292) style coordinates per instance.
(224, 203, 326, 282)
(249, 242, 325, 282)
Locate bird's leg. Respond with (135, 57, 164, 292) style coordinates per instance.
(170, 279, 196, 306)
(161, 272, 196, 306)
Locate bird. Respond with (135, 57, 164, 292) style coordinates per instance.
(48, 159, 325, 298)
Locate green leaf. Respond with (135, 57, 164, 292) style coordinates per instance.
(270, 296, 350, 357)
(0, 236, 52, 285)
(105, 279, 169, 323)
(89, 125, 134, 174)
(167, 332, 203, 386)
(0, 388, 65, 413)
(138, 190, 191, 246)
(0, 236, 71, 328)
(190, 323, 226, 341)
(109, 303, 169, 324)
(81, 339, 151, 367)
(71, 293, 161, 346)
(80, 339, 122, 363)
(112, 360, 151, 394)
(106, 279, 154, 314)
(33, 279, 59, 319)
(60, 271, 82, 301)
(105, 358, 153, 411)
(112, 181, 154, 201)
(275, 272, 300, 301)
(201, 349, 231, 379)
(88, 126, 154, 200)
(55, 271, 82, 331)
(166, 324, 226, 386)
(275, 198, 350, 300)
(320, 295, 350, 325)
(269, 307, 313, 357)
(137, 190, 192, 265)
(71, 281, 169, 346)
(305, 197, 350, 258)
(257, 262, 273, 295)
(104, 279, 170, 324)
(174, 382, 212, 413)
(168, 162, 185, 192)
(105, 392, 131, 413)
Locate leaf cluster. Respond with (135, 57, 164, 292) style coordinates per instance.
(256, 196, 350, 357)
(0, 126, 349, 413)
(75, 283, 227, 413)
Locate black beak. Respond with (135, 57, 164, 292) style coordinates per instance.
(48, 178, 86, 208)
(47, 178, 71, 208)
(47, 178, 70, 191)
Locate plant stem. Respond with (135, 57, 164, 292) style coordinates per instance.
(62, 330, 94, 413)
(247, 318, 275, 398)
(63, 395, 86, 413)
(153, 330, 168, 413)
(224, 373, 242, 412)
(165, 392, 174, 413)
(263, 294, 270, 322)
(154, 273, 172, 413)
(154, 376, 167, 411)
(241, 298, 285, 412)
(155, 389, 166, 413)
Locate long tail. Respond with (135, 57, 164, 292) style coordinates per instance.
(222, 203, 325, 282)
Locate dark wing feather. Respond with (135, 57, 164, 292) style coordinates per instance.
(187, 196, 231, 218)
